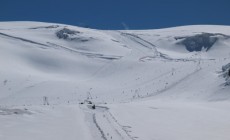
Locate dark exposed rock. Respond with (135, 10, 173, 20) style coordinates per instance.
(56, 28, 91, 42)
(222, 63, 230, 85)
(56, 28, 80, 39)
(222, 63, 230, 72)
(176, 33, 229, 52)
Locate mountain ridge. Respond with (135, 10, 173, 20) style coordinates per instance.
(0, 21, 230, 106)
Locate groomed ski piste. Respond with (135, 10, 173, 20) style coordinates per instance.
(0, 21, 230, 140)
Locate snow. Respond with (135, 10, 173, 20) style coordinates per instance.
(0, 21, 230, 140)
(0, 105, 92, 140)
(108, 100, 230, 140)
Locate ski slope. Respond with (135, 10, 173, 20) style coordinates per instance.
(0, 21, 230, 140)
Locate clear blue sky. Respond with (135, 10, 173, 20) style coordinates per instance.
(1, 0, 230, 30)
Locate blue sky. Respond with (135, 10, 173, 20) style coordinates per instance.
(1, 0, 230, 29)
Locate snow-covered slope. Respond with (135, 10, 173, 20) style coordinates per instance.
(1, 22, 230, 140)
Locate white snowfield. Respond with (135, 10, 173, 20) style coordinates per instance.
(0, 21, 230, 140)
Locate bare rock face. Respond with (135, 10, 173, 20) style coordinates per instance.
(56, 28, 91, 42)
(176, 33, 229, 52)
(222, 63, 230, 85)
(56, 28, 80, 40)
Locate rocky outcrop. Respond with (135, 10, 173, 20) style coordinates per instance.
(56, 28, 80, 40)
(56, 28, 91, 42)
(222, 63, 230, 85)
(176, 33, 229, 52)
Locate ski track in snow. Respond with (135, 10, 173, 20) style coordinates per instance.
(120, 31, 197, 62)
(47, 42, 122, 60)
(81, 104, 136, 140)
(0, 31, 122, 60)
(92, 113, 108, 140)
(0, 32, 49, 49)
(149, 68, 202, 97)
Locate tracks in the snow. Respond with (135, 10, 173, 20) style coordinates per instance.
(47, 42, 122, 60)
(81, 104, 136, 140)
(120, 32, 210, 63)
(0, 31, 122, 60)
(0, 32, 49, 49)
(92, 113, 108, 140)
